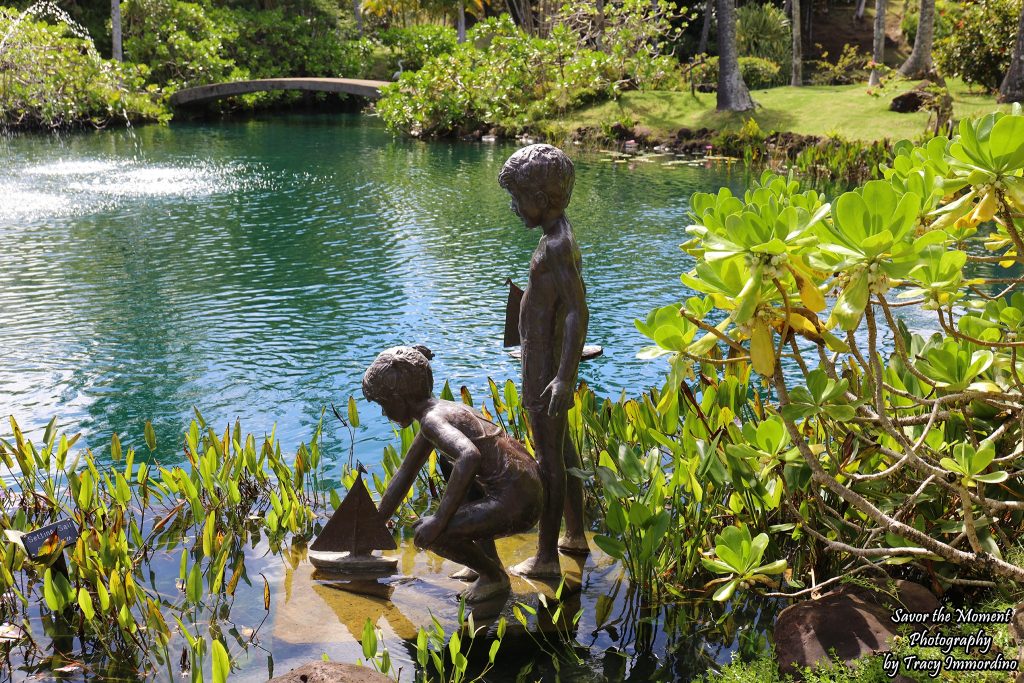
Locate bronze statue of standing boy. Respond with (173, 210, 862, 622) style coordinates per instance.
(499, 144, 590, 578)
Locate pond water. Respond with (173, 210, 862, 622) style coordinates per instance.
(0, 115, 770, 682)
(0, 114, 745, 470)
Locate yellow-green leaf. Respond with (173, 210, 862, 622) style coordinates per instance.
(78, 587, 95, 620)
(212, 639, 230, 683)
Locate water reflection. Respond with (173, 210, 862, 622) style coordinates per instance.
(245, 533, 780, 682)
(0, 115, 745, 472)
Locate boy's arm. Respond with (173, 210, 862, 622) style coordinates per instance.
(377, 430, 432, 520)
(412, 415, 481, 547)
(542, 236, 589, 416)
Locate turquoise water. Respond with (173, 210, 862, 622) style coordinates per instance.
(0, 114, 743, 470)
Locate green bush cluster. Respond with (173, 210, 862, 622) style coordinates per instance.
(638, 107, 1024, 603)
(0, 7, 167, 129)
(215, 7, 368, 80)
(809, 43, 871, 85)
(376, 23, 458, 73)
(736, 3, 790, 69)
(689, 55, 784, 90)
(121, 0, 245, 91)
(900, 0, 958, 46)
(935, 0, 1022, 91)
(376, 4, 681, 137)
(121, 0, 377, 96)
(375, 17, 611, 136)
(0, 413, 325, 682)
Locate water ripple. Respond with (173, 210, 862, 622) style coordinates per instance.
(0, 116, 743, 467)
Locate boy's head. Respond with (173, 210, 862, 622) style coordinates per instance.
(362, 346, 434, 426)
(498, 145, 575, 227)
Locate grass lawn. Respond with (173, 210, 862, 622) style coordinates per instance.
(561, 78, 1008, 143)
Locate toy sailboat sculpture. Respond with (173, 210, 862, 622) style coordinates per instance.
(504, 278, 602, 360)
(308, 473, 399, 573)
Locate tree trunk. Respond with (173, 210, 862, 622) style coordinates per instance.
(869, 0, 886, 86)
(898, 0, 934, 78)
(1000, 1, 1024, 102)
(791, 0, 802, 86)
(353, 0, 362, 34)
(507, 0, 534, 35)
(716, 0, 755, 111)
(698, 0, 713, 54)
(595, 0, 605, 51)
(855, 0, 868, 22)
(457, 1, 466, 43)
(111, 0, 122, 61)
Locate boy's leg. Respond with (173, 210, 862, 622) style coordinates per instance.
(510, 409, 565, 578)
(558, 431, 589, 554)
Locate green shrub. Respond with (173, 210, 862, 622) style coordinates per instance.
(648, 108, 1024, 601)
(376, 24, 458, 73)
(935, 0, 1022, 91)
(809, 43, 870, 85)
(740, 55, 783, 88)
(0, 8, 167, 129)
(736, 2, 791, 67)
(689, 55, 784, 89)
(376, 11, 681, 137)
(901, 0, 958, 46)
(122, 0, 246, 91)
(214, 7, 369, 79)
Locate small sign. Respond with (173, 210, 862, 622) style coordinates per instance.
(21, 519, 81, 559)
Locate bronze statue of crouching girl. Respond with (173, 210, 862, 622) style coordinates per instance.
(365, 346, 543, 603)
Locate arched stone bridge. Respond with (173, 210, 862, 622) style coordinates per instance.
(168, 78, 390, 106)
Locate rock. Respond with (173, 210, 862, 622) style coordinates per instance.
(890, 80, 945, 113)
(1009, 604, 1024, 682)
(890, 89, 931, 113)
(268, 662, 393, 683)
(774, 579, 938, 677)
(608, 122, 632, 140)
(631, 125, 655, 145)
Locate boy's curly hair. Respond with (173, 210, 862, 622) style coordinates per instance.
(498, 144, 575, 211)
(362, 346, 434, 405)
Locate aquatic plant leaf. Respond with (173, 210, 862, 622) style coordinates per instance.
(212, 639, 229, 683)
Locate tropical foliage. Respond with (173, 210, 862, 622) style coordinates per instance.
(0, 8, 166, 129)
(121, 0, 245, 91)
(0, 413, 324, 680)
(375, 4, 682, 137)
(639, 106, 1024, 595)
(901, 0, 958, 46)
(935, 0, 1023, 91)
(689, 55, 784, 89)
(735, 3, 790, 68)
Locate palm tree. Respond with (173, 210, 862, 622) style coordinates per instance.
(1000, 1, 1024, 102)
(791, 0, 802, 85)
(898, 0, 935, 78)
(868, 0, 886, 86)
(111, 0, 122, 60)
(717, 0, 754, 110)
(699, 0, 713, 54)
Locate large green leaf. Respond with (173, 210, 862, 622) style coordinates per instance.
(990, 116, 1024, 172)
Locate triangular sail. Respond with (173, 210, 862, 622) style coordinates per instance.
(310, 474, 397, 554)
(504, 278, 523, 348)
